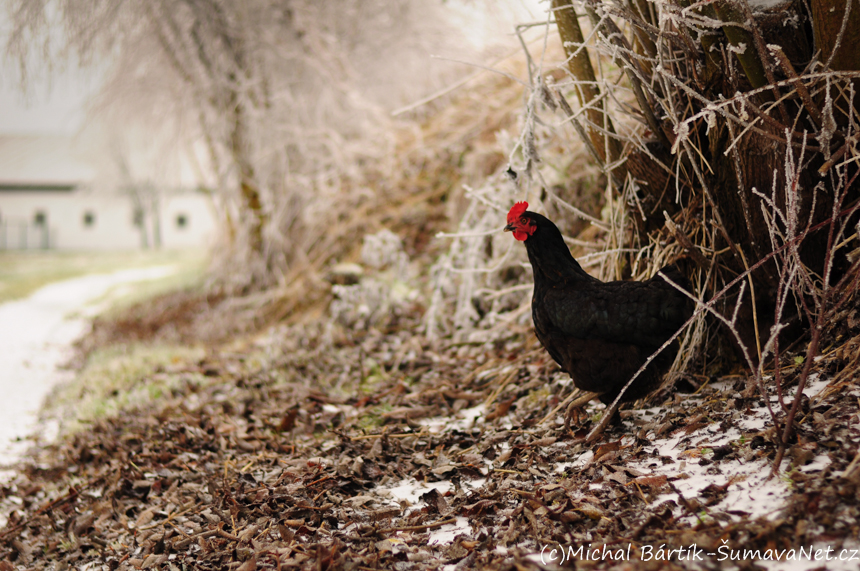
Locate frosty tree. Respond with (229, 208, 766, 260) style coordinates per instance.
(3, 0, 504, 289)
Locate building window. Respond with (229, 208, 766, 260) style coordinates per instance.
(33, 210, 47, 226)
(83, 211, 96, 227)
(176, 213, 188, 229)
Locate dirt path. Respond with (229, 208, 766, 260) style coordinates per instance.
(0, 266, 177, 470)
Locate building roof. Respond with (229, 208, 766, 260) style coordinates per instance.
(0, 134, 95, 187)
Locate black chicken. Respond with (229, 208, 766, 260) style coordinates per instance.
(504, 201, 693, 439)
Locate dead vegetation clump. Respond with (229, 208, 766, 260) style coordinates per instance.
(430, 0, 860, 470)
(74, 53, 526, 355)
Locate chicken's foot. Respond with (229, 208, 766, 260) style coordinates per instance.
(563, 391, 600, 432)
(572, 398, 622, 444)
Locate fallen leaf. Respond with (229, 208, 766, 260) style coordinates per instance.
(627, 475, 668, 488)
(485, 397, 516, 421)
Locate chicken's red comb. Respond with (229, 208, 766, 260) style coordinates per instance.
(507, 201, 528, 224)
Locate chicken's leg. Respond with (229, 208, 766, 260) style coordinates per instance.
(564, 391, 624, 444)
(563, 391, 600, 432)
(574, 398, 622, 444)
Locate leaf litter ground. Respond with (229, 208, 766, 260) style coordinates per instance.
(2, 301, 860, 571)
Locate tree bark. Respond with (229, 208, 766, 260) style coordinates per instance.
(230, 96, 266, 259)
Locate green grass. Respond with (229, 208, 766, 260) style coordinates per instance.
(0, 249, 208, 304)
(88, 252, 210, 319)
(44, 343, 208, 436)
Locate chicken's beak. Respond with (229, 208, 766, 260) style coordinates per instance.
(504, 224, 515, 232)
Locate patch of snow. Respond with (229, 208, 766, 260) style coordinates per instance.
(742, 406, 772, 431)
(556, 450, 593, 473)
(626, 411, 790, 521)
(799, 454, 831, 473)
(610, 381, 835, 522)
(547, 375, 840, 526)
(419, 404, 485, 434)
(377, 477, 476, 546)
(382, 478, 453, 509)
(464, 477, 487, 490)
(428, 516, 471, 545)
(801, 374, 829, 399)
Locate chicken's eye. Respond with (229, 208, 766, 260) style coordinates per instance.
(520, 217, 528, 225)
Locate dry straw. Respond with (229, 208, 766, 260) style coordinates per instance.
(432, 0, 860, 473)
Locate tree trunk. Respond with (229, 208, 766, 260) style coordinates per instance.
(229, 96, 266, 260)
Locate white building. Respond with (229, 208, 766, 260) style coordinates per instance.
(0, 135, 217, 250)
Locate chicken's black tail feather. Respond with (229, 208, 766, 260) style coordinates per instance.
(657, 263, 692, 293)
